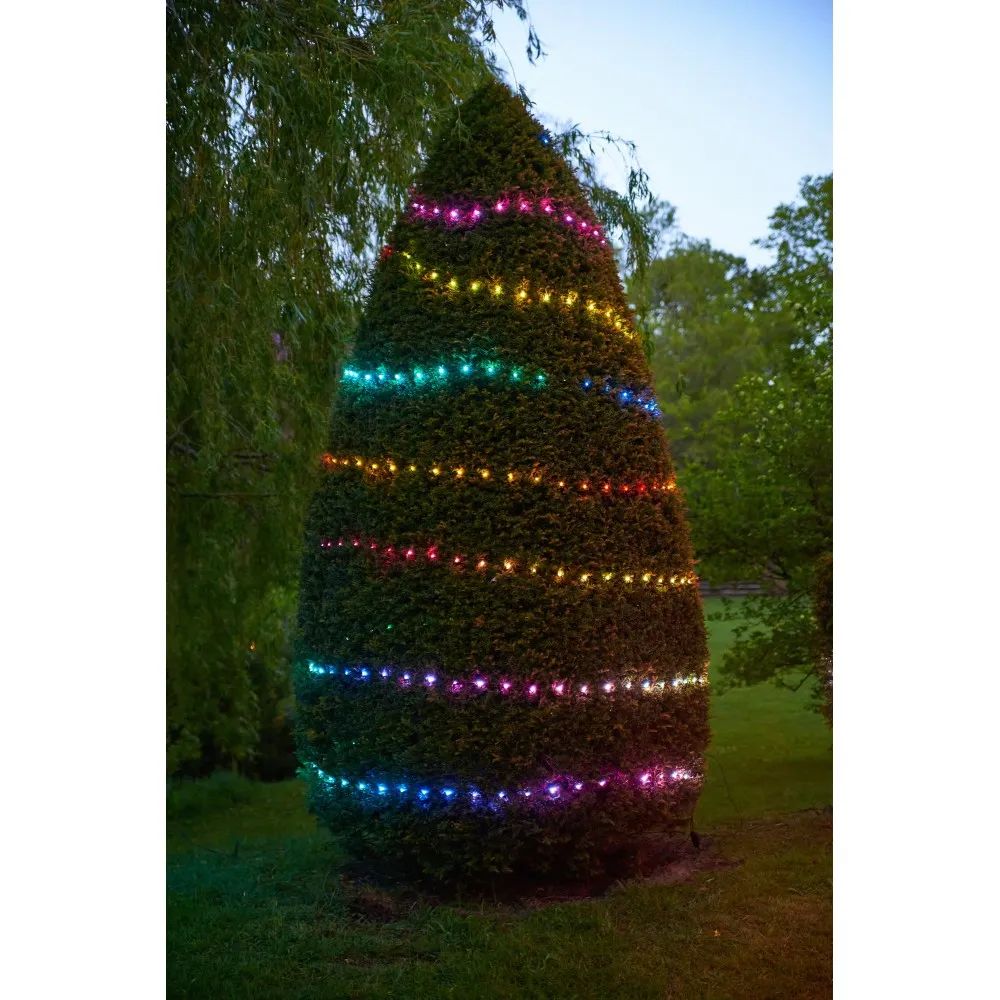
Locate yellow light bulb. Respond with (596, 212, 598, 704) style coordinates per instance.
(507, 471, 516, 482)
(480, 469, 490, 479)
(580, 573, 590, 583)
(517, 289, 528, 300)
(541, 292, 551, 303)
(370, 463, 379, 471)
(429, 271, 438, 280)
(503, 559, 514, 571)
(556, 568, 565, 579)
(355, 459, 363, 468)
(557, 480, 565, 488)
(455, 467, 464, 477)
(431, 467, 441, 476)
(448, 277, 458, 290)
(470, 280, 481, 292)
(642, 572, 652, 583)
(623, 574, 634, 584)
(530, 565, 539, 575)
(587, 301, 596, 312)
(408, 464, 417, 472)
(477, 559, 487, 570)
(603, 572, 613, 582)
(388, 462, 397, 472)
(493, 284, 503, 296)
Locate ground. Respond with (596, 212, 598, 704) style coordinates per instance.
(167, 599, 832, 999)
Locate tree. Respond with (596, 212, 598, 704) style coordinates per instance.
(166, 1, 654, 776)
(685, 175, 832, 715)
(295, 80, 709, 883)
(629, 237, 781, 466)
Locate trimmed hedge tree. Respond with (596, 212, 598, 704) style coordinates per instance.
(296, 80, 710, 883)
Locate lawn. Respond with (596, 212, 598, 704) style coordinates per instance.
(167, 599, 832, 999)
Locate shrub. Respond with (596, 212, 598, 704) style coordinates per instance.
(294, 80, 710, 883)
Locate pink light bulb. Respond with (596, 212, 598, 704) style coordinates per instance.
(405, 548, 415, 559)
(472, 207, 482, 218)
(639, 772, 651, 785)
(598, 779, 607, 787)
(453, 556, 462, 564)
(433, 207, 440, 215)
(579, 221, 588, 230)
(450, 680, 462, 692)
(449, 209, 459, 220)
(603, 682, 614, 693)
(564, 214, 573, 223)
(519, 200, 530, 212)
(528, 684, 538, 695)
(473, 677, 487, 689)
(574, 782, 583, 791)
(553, 682, 565, 695)
(496, 200, 507, 212)
(542, 201, 554, 213)
(580, 684, 589, 695)
(501, 680, 512, 692)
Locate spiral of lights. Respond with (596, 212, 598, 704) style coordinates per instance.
(318, 535, 698, 590)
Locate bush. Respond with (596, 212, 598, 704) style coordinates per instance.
(294, 80, 709, 883)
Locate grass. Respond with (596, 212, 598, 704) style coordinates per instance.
(168, 599, 832, 999)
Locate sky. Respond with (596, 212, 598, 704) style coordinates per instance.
(492, 0, 831, 265)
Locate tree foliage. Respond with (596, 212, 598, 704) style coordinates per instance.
(295, 81, 708, 883)
(166, 1, 658, 775)
(683, 176, 833, 711)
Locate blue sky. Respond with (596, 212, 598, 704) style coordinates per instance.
(492, 0, 831, 265)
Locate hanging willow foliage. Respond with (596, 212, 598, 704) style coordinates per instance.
(166, 0, 654, 776)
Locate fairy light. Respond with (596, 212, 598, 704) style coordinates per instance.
(338, 357, 660, 419)
(391, 248, 633, 339)
(303, 660, 709, 698)
(406, 193, 608, 245)
(307, 762, 700, 809)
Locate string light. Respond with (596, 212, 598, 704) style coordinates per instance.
(306, 761, 700, 809)
(306, 663, 713, 698)
(391, 249, 633, 340)
(406, 193, 608, 245)
(339, 357, 660, 419)
(317, 535, 698, 591)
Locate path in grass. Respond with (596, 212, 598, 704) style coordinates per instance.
(167, 598, 832, 1000)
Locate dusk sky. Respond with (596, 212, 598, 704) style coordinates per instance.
(493, 1, 832, 265)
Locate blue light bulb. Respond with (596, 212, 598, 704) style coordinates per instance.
(461, 363, 471, 374)
(377, 783, 388, 795)
(443, 788, 455, 798)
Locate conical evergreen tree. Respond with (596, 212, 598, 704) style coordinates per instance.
(296, 80, 710, 882)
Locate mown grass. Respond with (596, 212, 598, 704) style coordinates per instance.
(167, 598, 832, 999)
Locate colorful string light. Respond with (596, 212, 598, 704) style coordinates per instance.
(306, 761, 700, 810)
(319, 453, 677, 497)
(387, 248, 635, 340)
(305, 660, 708, 698)
(339, 357, 661, 420)
(405, 193, 608, 245)
(317, 535, 698, 590)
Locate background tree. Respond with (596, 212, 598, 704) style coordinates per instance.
(295, 81, 709, 883)
(629, 236, 780, 465)
(683, 175, 832, 714)
(166, 0, 655, 776)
